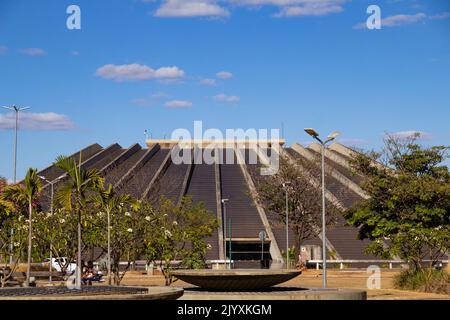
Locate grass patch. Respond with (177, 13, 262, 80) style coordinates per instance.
(394, 268, 450, 294)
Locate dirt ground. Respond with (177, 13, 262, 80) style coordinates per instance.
(117, 269, 450, 300)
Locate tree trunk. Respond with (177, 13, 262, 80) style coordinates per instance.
(25, 197, 32, 287)
(107, 208, 111, 285)
(76, 209, 82, 289)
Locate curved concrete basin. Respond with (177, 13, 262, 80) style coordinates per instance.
(172, 269, 301, 291)
(0, 286, 184, 300)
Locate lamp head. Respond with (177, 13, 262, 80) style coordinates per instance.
(304, 128, 319, 138)
(327, 131, 340, 141)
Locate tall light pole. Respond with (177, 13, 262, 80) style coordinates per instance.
(2, 105, 30, 265)
(304, 128, 340, 288)
(2, 105, 30, 183)
(39, 175, 63, 283)
(221, 199, 229, 269)
(282, 182, 291, 269)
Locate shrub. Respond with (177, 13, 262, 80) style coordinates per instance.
(394, 268, 450, 294)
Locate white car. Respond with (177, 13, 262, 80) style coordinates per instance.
(45, 257, 77, 273)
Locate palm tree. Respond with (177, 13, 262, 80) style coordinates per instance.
(2, 169, 42, 286)
(24, 169, 42, 286)
(54, 155, 103, 289)
(92, 184, 134, 285)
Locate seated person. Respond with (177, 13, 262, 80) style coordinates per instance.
(82, 261, 98, 285)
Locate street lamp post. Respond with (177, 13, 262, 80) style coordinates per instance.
(221, 199, 229, 269)
(39, 175, 63, 283)
(2, 105, 30, 183)
(228, 218, 232, 270)
(304, 128, 340, 288)
(2, 105, 30, 265)
(282, 182, 291, 269)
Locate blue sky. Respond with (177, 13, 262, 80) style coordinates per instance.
(0, 0, 449, 181)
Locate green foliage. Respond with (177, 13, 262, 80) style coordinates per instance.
(344, 135, 450, 270)
(32, 208, 79, 273)
(54, 154, 104, 286)
(91, 188, 141, 285)
(54, 155, 104, 211)
(394, 269, 450, 294)
(0, 178, 15, 224)
(254, 157, 340, 258)
(2, 154, 219, 288)
(142, 196, 218, 285)
(0, 214, 29, 286)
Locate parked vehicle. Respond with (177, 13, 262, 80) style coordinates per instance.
(43, 257, 77, 274)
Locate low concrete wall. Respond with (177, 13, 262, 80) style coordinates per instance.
(181, 287, 367, 300)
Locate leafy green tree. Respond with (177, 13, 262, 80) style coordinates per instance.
(32, 208, 79, 275)
(54, 154, 103, 288)
(142, 196, 218, 286)
(0, 214, 28, 287)
(344, 134, 450, 271)
(0, 177, 15, 226)
(0, 169, 42, 286)
(92, 184, 136, 285)
(1, 178, 25, 284)
(253, 157, 339, 262)
(23, 169, 42, 286)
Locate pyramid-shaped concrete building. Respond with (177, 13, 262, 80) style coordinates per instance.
(36, 139, 379, 267)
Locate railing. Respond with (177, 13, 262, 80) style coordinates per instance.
(308, 259, 449, 270)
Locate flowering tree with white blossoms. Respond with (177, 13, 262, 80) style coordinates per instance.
(33, 208, 80, 276)
(0, 214, 28, 287)
(142, 196, 218, 286)
(91, 197, 141, 285)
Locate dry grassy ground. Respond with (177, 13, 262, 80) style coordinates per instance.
(11, 264, 446, 300)
(117, 269, 450, 300)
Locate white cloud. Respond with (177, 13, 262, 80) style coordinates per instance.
(230, 0, 345, 6)
(0, 112, 75, 131)
(165, 100, 193, 108)
(19, 48, 47, 56)
(200, 78, 217, 86)
(214, 93, 240, 103)
(382, 13, 426, 27)
(274, 2, 345, 17)
(148, 0, 350, 18)
(154, 66, 185, 78)
(216, 71, 233, 79)
(430, 12, 450, 20)
(353, 11, 450, 29)
(389, 131, 432, 141)
(96, 64, 185, 82)
(155, 0, 230, 18)
(231, 0, 348, 17)
(0, 46, 8, 54)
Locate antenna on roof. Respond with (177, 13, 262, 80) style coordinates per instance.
(144, 130, 149, 141)
(281, 122, 285, 140)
